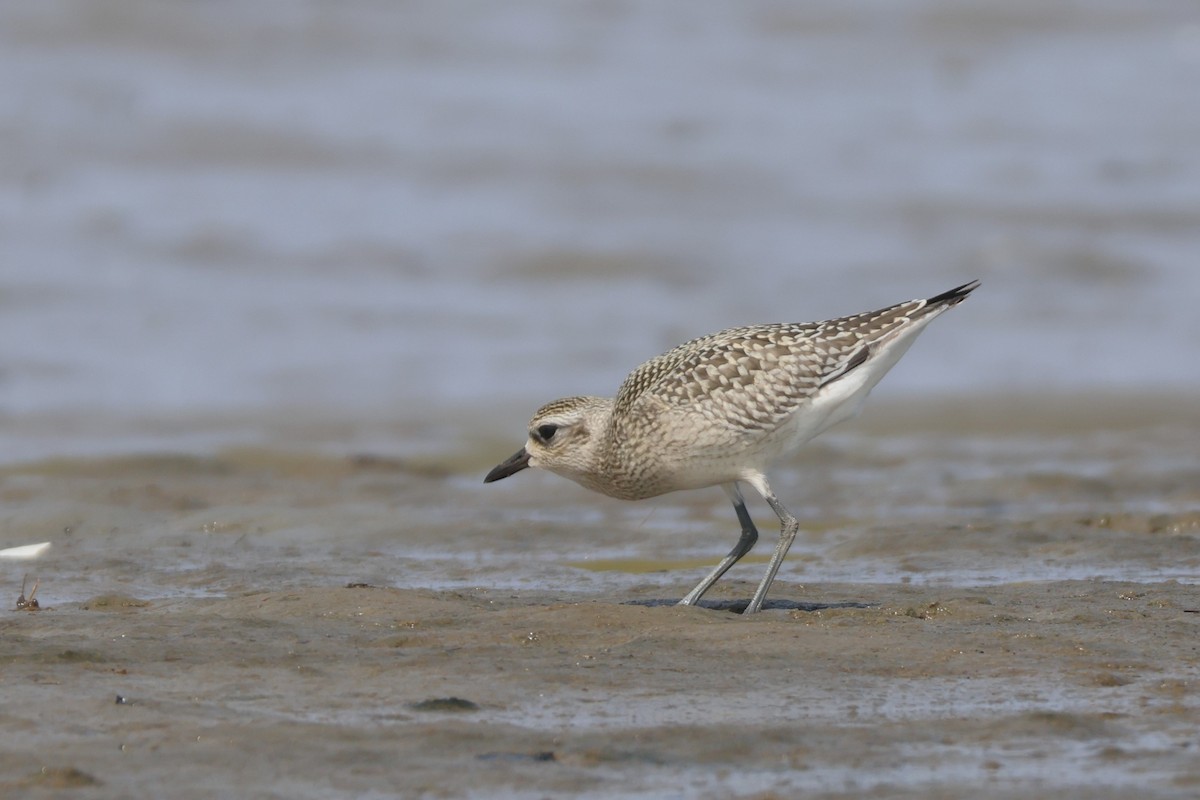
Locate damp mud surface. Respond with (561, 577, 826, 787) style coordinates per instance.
(2, 397, 1198, 798)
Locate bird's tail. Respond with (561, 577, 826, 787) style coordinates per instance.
(924, 280, 980, 309)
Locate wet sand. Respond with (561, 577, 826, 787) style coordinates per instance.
(2, 397, 1198, 798)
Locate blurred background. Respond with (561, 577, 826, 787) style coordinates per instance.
(2, 0, 1199, 464)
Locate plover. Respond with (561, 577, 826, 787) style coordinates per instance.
(485, 280, 979, 613)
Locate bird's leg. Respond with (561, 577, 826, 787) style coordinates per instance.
(744, 487, 799, 614)
(678, 483, 758, 606)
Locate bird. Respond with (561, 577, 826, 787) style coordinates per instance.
(484, 280, 979, 613)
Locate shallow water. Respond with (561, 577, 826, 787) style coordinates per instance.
(3, 0, 1200, 458)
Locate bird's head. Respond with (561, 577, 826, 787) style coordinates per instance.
(483, 396, 611, 487)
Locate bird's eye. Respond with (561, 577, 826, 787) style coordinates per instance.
(536, 424, 559, 442)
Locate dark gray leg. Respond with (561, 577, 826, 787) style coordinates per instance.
(743, 487, 799, 614)
(677, 483, 759, 606)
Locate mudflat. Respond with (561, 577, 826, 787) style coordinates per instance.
(2, 396, 1198, 798)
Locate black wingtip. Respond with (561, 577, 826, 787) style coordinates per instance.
(926, 279, 980, 307)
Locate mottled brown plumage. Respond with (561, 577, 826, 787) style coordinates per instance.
(486, 281, 979, 613)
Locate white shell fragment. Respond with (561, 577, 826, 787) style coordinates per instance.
(0, 542, 52, 560)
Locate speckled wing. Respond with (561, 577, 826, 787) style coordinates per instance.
(613, 297, 935, 434)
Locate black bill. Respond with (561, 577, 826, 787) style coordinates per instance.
(483, 448, 531, 483)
